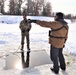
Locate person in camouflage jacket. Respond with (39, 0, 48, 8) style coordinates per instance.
(19, 14, 31, 51)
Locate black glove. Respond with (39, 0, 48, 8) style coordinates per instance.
(22, 29, 25, 33)
(27, 28, 30, 32)
(28, 19, 36, 23)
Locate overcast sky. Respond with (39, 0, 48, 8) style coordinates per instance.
(47, 0, 76, 15)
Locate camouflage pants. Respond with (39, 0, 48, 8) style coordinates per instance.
(21, 34, 30, 50)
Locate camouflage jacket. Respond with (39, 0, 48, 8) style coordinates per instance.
(19, 20, 31, 36)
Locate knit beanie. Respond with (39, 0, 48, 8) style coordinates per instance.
(56, 12, 64, 19)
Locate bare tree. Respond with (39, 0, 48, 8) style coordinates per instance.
(45, 2, 52, 16)
(17, 0, 22, 15)
(9, 0, 26, 15)
(42, 7, 47, 16)
(26, 0, 32, 15)
(22, 0, 45, 16)
(16, 0, 26, 15)
(9, 0, 15, 15)
(31, 0, 44, 16)
(0, 0, 6, 14)
(42, 2, 52, 16)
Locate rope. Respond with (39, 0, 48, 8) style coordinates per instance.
(13, 45, 21, 54)
(0, 44, 47, 58)
(0, 45, 21, 58)
(0, 37, 48, 58)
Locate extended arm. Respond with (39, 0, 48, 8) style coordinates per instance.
(28, 19, 56, 29)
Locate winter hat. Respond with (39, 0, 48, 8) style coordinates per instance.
(56, 12, 64, 19)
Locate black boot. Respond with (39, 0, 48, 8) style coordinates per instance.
(50, 68, 59, 74)
(60, 64, 66, 71)
(60, 66, 66, 71)
(27, 46, 30, 52)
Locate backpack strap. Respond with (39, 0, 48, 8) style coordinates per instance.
(52, 25, 64, 32)
(49, 24, 68, 39)
(49, 35, 65, 39)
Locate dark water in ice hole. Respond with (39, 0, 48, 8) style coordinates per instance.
(4, 50, 52, 70)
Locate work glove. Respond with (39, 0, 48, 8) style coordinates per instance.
(27, 28, 30, 32)
(21, 29, 25, 33)
(28, 19, 37, 23)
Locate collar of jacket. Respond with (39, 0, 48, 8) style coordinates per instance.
(56, 19, 68, 25)
(23, 20, 28, 26)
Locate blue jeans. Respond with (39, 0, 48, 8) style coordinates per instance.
(50, 45, 66, 72)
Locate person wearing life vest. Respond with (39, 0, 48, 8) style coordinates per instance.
(28, 12, 69, 74)
(19, 13, 31, 51)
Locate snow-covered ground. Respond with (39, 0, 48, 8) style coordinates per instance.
(0, 15, 76, 75)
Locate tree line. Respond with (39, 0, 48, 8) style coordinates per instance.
(0, 0, 76, 20)
(0, 0, 52, 16)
